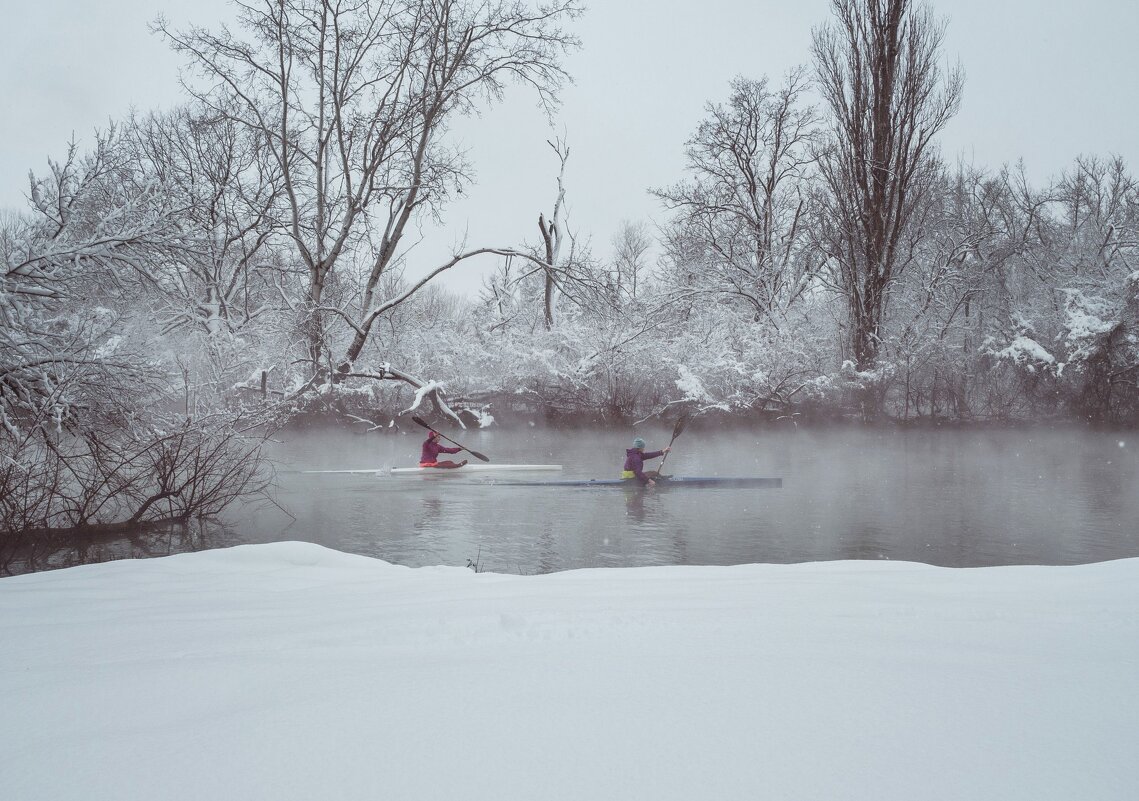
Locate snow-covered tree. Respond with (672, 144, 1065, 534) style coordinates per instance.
(1, 131, 174, 435)
(1042, 156, 1139, 420)
(124, 104, 285, 340)
(654, 69, 820, 322)
(1, 131, 270, 552)
(158, 0, 583, 414)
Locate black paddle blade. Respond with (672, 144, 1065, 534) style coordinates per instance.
(465, 447, 490, 462)
(672, 415, 689, 440)
(411, 415, 432, 430)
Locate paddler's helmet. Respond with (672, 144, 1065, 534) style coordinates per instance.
(632, 437, 646, 449)
(428, 430, 440, 439)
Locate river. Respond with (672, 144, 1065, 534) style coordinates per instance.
(8, 423, 1138, 575)
(220, 422, 1139, 573)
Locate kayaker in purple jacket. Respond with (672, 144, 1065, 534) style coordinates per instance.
(621, 437, 671, 487)
(419, 431, 467, 468)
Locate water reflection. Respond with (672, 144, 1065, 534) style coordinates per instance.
(624, 487, 648, 522)
(8, 424, 1139, 576)
(414, 498, 446, 533)
(2, 518, 241, 576)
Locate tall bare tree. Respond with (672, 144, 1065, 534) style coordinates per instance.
(158, 0, 581, 391)
(483, 136, 606, 333)
(537, 138, 569, 328)
(811, 0, 962, 372)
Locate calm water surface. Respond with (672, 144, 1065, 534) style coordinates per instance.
(214, 424, 1139, 573)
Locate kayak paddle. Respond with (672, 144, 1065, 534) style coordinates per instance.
(411, 416, 490, 462)
(656, 414, 688, 474)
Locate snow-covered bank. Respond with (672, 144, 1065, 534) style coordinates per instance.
(2, 543, 1136, 801)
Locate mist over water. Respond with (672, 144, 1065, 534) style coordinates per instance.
(213, 423, 1139, 574)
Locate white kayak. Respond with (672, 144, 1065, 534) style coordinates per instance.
(303, 464, 563, 475)
(392, 464, 562, 475)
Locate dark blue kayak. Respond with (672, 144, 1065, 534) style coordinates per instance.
(487, 476, 782, 488)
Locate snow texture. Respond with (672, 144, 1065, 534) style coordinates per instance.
(983, 334, 1057, 371)
(2, 542, 1136, 801)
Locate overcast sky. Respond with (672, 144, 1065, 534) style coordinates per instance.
(4, 0, 1139, 294)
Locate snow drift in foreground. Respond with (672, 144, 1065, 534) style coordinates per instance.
(2, 543, 1136, 801)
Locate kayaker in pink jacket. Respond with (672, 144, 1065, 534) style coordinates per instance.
(420, 431, 467, 468)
